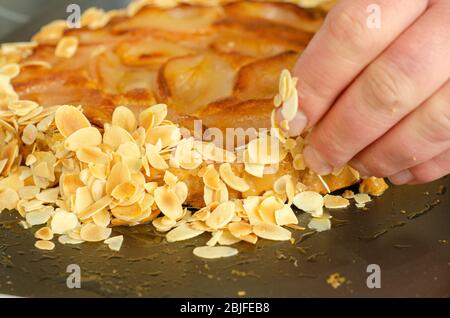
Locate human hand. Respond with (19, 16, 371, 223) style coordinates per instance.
(283, 0, 450, 185)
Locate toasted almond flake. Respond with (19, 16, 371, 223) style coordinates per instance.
(51, 211, 78, 234)
(174, 181, 188, 203)
(36, 187, 59, 203)
(36, 114, 54, 131)
(146, 144, 169, 170)
(0, 187, 19, 211)
(55, 105, 90, 138)
(275, 205, 298, 225)
(21, 199, 44, 212)
(228, 222, 252, 238)
(104, 235, 124, 251)
(152, 217, 174, 232)
(308, 217, 331, 232)
(342, 190, 355, 199)
(106, 162, 131, 194)
(78, 195, 113, 220)
(293, 191, 324, 212)
(9, 100, 38, 117)
(64, 127, 102, 151)
(18, 185, 40, 200)
(243, 196, 264, 225)
(92, 209, 111, 227)
(154, 186, 183, 220)
(258, 196, 283, 224)
(55, 36, 78, 58)
(80, 223, 112, 242)
(348, 166, 361, 180)
(34, 227, 53, 241)
(21, 124, 37, 145)
(76, 146, 108, 165)
(205, 201, 235, 230)
(103, 126, 135, 150)
(111, 203, 142, 221)
(253, 223, 291, 241)
(219, 163, 249, 192)
(75, 186, 94, 214)
(166, 223, 204, 242)
(35, 240, 55, 251)
(81, 7, 111, 29)
(25, 208, 51, 226)
(139, 103, 167, 129)
(193, 246, 238, 259)
(206, 230, 223, 246)
(324, 194, 350, 209)
(111, 182, 136, 201)
(58, 235, 84, 245)
(355, 203, 365, 208)
(112, 106, 137, 133)
(218, 229, 241, 245)
(146, 125, 181, 149)
(354, 193, 371, 205)
(203, 164, 221, 190)
(273, 94, 282, 108)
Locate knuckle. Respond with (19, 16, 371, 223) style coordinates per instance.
(327, 5, 370, 52)
(419, 97, 450, 145)
(311, 129, 350, 167)
(361, 62, 408, 114)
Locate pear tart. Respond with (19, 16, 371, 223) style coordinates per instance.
(0, 0, 388, 255)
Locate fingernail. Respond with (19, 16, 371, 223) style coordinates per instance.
(303, 145, 333, 175)
(288, 111, 308, 137)
(388, 169, 414, 185)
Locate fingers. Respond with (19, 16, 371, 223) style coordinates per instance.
(389, 148, 450, 185)
(350, 80, 450, 177)
(303, 0, 450, 175)
(287, 0, 428, 135)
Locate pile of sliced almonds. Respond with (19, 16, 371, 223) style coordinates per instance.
(0, 0, 383, 260)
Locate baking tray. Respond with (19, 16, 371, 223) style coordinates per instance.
(0, 0, 449, 298)
(1, 178, 448, 297)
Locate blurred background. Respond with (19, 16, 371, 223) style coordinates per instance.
(0, 0, 129, 42)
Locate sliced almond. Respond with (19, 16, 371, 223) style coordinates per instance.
(76, 146, 108, 165)
(166, 223, 204, 242)
(36, 187, 60, 203)
(324, 194, 350, 209)
(35, 240, 55, 251)
(0, 188, 20, 211)
(34, 226, 53, 241)
(55, 105, 90, 138)
(51, 211, 78, 234)
(146, 125, 181, 149)
(354, 193, 371, 205)
(112, 106, 137, 133)
(203, 164, 220, 190)
(75, 186, 94, 214)
(274, 205, 298, 226)
(103, 126, 135, 150)
(64, 127, 102, 151)
(146, 144, 169, 170)
(21, 124, 37, 145)
(111, 203, 142, 221)
(308, 217, 331, 232)
(243, 196, 264, 225)
(104, 235, 124, 251)
(253, 223, 291, 241)
(293, 191, 324, 212)
(280, 86, 298, 122)
(25, 208, 51, 226)
(154, 186, 183, 220)
(205, 201, 235, 230)
(78, 195, 113, 220)
(106, 162, 131, 195)
(219, 163, 249, 192)
(258, 196, 283, 224)
(206, 230, 223, 247)
(139, 103, 167, 129)
(218, 229, 241, 245)
(193, 246, 238, 259)
(228, 222, 252, 238)
(80, 223, 112, 242)
(92, 209, 111, 227)
(18, 185, 40, 200)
